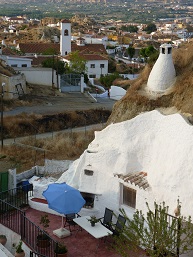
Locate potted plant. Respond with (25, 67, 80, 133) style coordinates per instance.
(0, 235, 7, 246)
(37, 214, 50, 248)
(15, 241, 25, 257)
(87, 215, 99, 227)
(54, 243, 68, 257)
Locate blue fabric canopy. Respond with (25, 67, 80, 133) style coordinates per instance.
(43, 182, 85, 215)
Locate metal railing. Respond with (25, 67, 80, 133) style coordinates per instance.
(0, 185, 59, 257)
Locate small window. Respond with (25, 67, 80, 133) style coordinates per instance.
(168, 47, 172, 54)
(22, 64, 27, 67)
(90, 64, 95, 68)
(122, 185, 136, 208)
(100, 64, 104, 68)
(89, 75, 96, 78)
(84, 169, 94, 176)
(11, 64, 17, 67)
(65, 51, 67, 55)
(162, 48, 165, 54)
(64, 29, 68, 36)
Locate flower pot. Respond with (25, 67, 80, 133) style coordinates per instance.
(0, 236, 7, 246)
(15, 252, 25, 257)
(91, 221, 95, 227)
(37, 234, 50, 248)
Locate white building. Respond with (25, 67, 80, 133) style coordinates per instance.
(147, 43, 176, 93)
(55, 110, 193, 228)
(60, 19, 71, 56)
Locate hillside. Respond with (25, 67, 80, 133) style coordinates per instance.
(107, 41, 193, 124)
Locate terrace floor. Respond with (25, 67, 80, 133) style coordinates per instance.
(25, 207, 146, 257)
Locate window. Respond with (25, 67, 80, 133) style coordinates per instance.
(64, 29, 68, 36)
(162, 48, 165, 54)
(11, 64, 17, 67)
(122, 185, 136, 208)
(168, 47, 172, 54)
(89, 75, 96, 78)
(100, 64, 104, 68)
(84, 169, 94, 176)
(90, 64, 95, 68)
(21, 64, 27, 67)
(65, 51, 67, 55)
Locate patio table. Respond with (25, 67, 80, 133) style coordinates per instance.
(73, 215, 113, 251)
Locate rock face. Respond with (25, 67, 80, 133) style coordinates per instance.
(58, 110, 193, 218)
(107, 42, 193, 125)
(147, 43, 176, 93)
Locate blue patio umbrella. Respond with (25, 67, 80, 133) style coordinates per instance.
(43, 182, 85, 215)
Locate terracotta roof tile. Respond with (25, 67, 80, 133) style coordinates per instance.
(64, 53, 108, 61)
(61, 19, 71, 23)
(18, 43, 60, 54)
(114, 171, 150, 190)
(71, 43, 106, 55)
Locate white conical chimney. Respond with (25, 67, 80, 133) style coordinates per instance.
(147, 43, 176, 93)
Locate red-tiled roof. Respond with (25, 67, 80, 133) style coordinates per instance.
(2, 47, 17, 56)
(18, 43, 60, 54)
(114, 171, 150, 190)
(61, 19, 71, 23)
(26, 56, 53, 66)
(64, 53, 108, 61)
(71, 43, 107, 55)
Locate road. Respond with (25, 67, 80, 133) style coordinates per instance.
(4, 93, 115, 117)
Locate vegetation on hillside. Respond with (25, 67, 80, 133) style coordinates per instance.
(107, 42, 193, 124)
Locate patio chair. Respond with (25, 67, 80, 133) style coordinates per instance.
(63, 213, 81, 232)
(99, 207, 113, 230)
(112, 214, 126, 237)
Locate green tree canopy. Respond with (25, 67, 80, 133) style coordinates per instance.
(127, 46, 135, 59)
(139, 45, 158, 62)
(121, 25, 138, 33)
(42, 47, 59, 55)
(42, 58, 66, 74)
(100, 73, 121, 88)
(67, 51, 87, 74)
(143, 23, 157, 34)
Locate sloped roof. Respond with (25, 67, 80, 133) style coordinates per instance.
(71, 43, 106, 55)
(114, 172, 150, 190)
(18, 43, 60, 54)
(64, 53, 108, 61)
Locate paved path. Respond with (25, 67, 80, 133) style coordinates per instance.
(4, 93, 115, 117)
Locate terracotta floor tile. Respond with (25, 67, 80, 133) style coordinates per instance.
(24, 208, 146, 257)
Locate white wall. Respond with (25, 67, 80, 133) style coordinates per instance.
(14, 67, 58, 87)
(110, 85, 126, 100)
(87, 60, 108, 79)
(7, 57, 32, 68)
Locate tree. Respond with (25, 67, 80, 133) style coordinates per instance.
(127, 46, 135, 59)
(121, 25, 138, 33)
(42, 58, 66, 74)
(42, 47, 58, 55)
(114, 201, 193, 257)
(67, 51, 87, 74)
(143, 23, 157, 34)
(139, 45, 158, 62)
(100, 73, 121, 88)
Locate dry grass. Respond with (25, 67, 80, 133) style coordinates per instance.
(1, 129, 96, 173)
(3, 109, 111, 138)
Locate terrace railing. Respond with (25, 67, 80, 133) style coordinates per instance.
(0, 185, 59, 257)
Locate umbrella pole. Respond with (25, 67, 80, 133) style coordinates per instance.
(61, 216, 64, 229)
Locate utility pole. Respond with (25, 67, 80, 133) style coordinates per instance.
(52, 55, 55, 89)
(1, 83, 5, 149)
